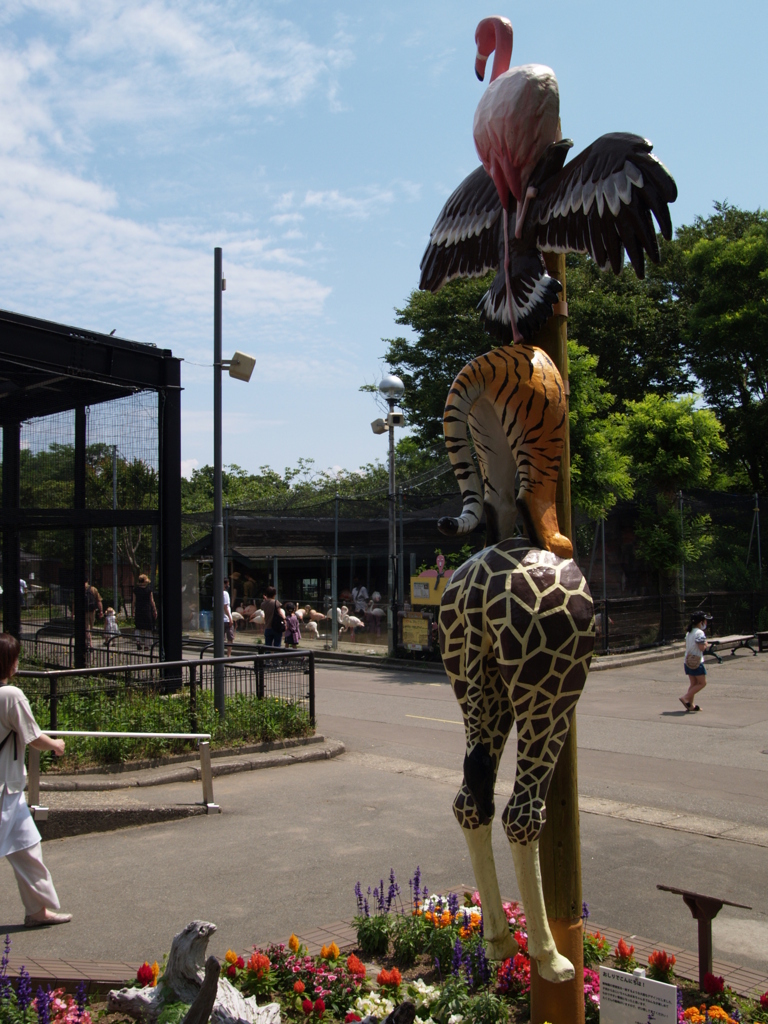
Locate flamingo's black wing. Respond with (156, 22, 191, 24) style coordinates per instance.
(531, 133, 678, 277)
(419, 165, 504, 291)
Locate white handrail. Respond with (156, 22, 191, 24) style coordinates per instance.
(42, 731, 212, 740)
(27, 733, 220, 817)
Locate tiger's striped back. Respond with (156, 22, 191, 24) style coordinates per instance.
(438, 345, 572, 557)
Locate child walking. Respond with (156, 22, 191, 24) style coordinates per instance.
(283, 602, 301, 649)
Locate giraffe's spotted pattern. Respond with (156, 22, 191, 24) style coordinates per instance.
(439, 538, 594, 844)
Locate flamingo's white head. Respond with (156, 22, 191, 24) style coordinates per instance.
(475, 15, 513, 83)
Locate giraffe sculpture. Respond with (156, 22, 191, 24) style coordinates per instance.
(438, 346, 594, 982)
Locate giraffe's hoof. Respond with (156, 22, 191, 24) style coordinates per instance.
(534, 949, 575, 984)
(485, 931, 518, 962)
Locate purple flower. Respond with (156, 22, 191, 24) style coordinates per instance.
(386, 869, 399, 911)
(17, 968, 32, 1013)
(355, 881, 364, 915)
(35, 985, 52, 1024)
(451, 938, 463, 978)
(410, 866, 421, 910)
(474, 942, 490, 987)
(75, 982, 88, 1022)
(447, 893, 459, 917)
(0, 935, 11, 1002)
(582, 901, 590, 921)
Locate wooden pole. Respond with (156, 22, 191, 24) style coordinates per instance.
(528, 251, 585, 1024)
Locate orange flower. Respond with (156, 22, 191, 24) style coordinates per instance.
(615, 938, 635, 960)
(376, 967, 402, 989)
(346, 954, 366, 979)
(294, 981, 306, 994)
(248, 952, 271, 978)
(289, 934, 301, 954)
(225, 950, 239, 965)
(320, 942, 340, 961)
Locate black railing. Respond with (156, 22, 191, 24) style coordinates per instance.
(593, 591, 767, 654)
(16, 651, 315, 733)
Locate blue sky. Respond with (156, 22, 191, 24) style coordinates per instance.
(1, 1, 766, 481)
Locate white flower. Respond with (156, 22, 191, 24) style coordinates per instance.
(354, 993, 395, 1018)
(407, 979, 440, 1007)
(448, 1014, 465, 1024)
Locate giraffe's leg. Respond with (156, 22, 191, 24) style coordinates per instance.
(451, 650, 518, 961)
(509, 839, 574, 983)
(500, 646, 586, 982)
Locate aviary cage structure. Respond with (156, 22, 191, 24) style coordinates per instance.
(0, 308, 181, 667)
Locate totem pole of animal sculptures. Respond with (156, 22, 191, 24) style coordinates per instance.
(421, 8, 679, 987)
(437, 344, 594, 981)
(420, 11, 678, 985)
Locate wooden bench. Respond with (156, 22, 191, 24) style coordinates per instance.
(707, 633, 758, 663)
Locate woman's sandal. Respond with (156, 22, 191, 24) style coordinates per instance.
(679, 698, 692, 712)
(692, 705, 701, 711)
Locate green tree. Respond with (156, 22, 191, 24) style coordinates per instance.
(612, 395, 726, 583)
(565, 252, 691, 408)
(679, 205, 768, 491)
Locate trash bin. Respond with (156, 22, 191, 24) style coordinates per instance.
(199, 610, 212, 632)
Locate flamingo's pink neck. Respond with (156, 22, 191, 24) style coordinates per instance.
(474, 16, 513, 83)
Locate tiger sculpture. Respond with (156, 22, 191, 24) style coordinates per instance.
(437, 343, 571, 558)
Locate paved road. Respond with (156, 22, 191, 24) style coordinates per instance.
(0, 653, 765, 977)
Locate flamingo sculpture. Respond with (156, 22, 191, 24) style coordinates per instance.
(420, 15, 678, 342)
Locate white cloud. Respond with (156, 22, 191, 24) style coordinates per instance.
(180, 457, 199, 478)
(303, 187, 395, 219)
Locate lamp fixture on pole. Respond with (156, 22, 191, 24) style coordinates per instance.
(373, 373, 405, 656)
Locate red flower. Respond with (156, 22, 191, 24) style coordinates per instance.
(513, 930, 528, 954)
(615, 938, 635, 960)
(759, 992, 768, 1010)
(136, 963, 154, 987)
(302, 999, 313, 1015)
(226, 965, 238, 978)
(247, 953, 269, 978)
(703, 973, 725, 995)
(346, 954, 366, 979)
(648, 950, 676, 975)
(345, 1014, 362, 1023)
(314, 999, 325, 1017)
(376, 967, 402, 989)
(293, 981, 306, 994)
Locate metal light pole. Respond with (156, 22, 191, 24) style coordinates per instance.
(211, 248, 255, 720)
(375, 374, 405, 656)
(213, 247, 225, 718)
(112, 445, 118, 613)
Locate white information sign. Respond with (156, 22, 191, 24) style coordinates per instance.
(599, 967, 677, 1024)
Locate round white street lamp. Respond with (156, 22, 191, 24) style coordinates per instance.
(372, 374, 405, 655)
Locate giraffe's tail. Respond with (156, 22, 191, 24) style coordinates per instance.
(437, 366, 487, 537)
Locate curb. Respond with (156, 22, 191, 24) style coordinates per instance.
(38, 805, 207, 842)
(40, 739, 346, 792)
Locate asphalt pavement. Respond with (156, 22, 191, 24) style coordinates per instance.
(0, 650, 765, 978)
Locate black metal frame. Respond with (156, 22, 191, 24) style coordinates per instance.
(0, 308, 182, 666)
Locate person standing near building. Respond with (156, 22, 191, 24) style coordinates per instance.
(84, 581, 103, 650)
(283, 602, 301, 649)
(223, 578, 234, 657)
(260, 586, 285, 648)
(0, 633, 72, 927)
(352, 577, 369, 617)
(132, 574, 156, 651)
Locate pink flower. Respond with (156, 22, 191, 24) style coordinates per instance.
(471, 891, 482, 907)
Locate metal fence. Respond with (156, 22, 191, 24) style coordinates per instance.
(593, 591, 767, 653)
(15, 651, 315, 735)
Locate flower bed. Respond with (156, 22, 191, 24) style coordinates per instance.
(3, 872, 768, 1024)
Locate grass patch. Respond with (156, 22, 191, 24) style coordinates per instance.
(26, 687, 312, 771)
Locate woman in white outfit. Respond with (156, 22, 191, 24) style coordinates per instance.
(0, 633, 72, 926)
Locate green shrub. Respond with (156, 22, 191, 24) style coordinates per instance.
(391, 913, 426, 967)
(353, 914, 391, 957)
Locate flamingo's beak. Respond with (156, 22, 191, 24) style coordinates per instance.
(475, 52, 487, 82)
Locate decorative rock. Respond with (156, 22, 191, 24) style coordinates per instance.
(107, 921, 281, 1024)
